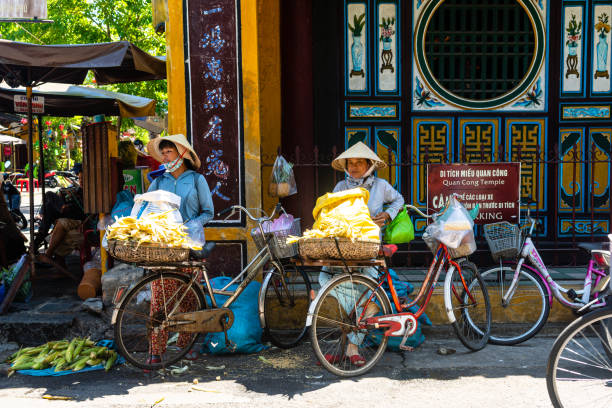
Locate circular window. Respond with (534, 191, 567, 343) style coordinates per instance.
(414, 0, 545, 109)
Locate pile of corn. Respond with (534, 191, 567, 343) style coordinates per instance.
(5, 338, 118, 377)
(106, 211, 201, 249)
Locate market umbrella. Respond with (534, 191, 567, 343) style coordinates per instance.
(0, 134, 26, 144)
(0, 82, 157, 117)
(0, 39, 166, 277)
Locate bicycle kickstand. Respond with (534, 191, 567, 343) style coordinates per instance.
(221, 317, 237, 352)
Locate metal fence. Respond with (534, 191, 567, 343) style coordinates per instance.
(263, 142, 612, 267)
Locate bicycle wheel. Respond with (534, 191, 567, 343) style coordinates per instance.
(547, 308, 612, 408)
(261, 263, 312, 348)
(310, 274, 391, 377)
(113, 271, 206, 370)
(479, 264, 550, 345)
(447, 260, 491, 351)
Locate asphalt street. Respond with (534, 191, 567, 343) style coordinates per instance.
(0, 336, 556, 408)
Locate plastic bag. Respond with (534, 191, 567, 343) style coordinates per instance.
(268, 155, 297, 198)
(111, 190, 134, 221)
(130, 190, 182, 224)
(426, 195, 473, 248)
(184, 219, 206, 249)
(383, 205, 414, 244)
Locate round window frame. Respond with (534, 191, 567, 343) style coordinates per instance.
(414, 0, 546, 110)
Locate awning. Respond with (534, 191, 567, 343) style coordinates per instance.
(0, 40, 166, 86)
(0, 82, 156, 117)
(0, 134, 25, 144)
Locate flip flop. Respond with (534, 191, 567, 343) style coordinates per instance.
(348, 354, 366, 367)
(184, 349, 199, 361)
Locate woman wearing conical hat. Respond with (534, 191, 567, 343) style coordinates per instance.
(319, 142, 404, 367)
(144, 134, 214, 366)
(330, 141, 404, 226)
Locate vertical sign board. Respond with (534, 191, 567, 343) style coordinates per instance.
(186, 0, 243, 224)
(0, 0, 47, 18)
(427, 163, 521, 224)
(185, 0, 245, 277)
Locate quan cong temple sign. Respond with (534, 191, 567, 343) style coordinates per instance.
(427, 163, 521, 224)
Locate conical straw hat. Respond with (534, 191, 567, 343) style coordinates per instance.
(331, 141, 386, 172)
(146, 133, 201, 169)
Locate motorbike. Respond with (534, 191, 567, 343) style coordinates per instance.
(2, 178, 27, 230)
(44, 170, 58, 188)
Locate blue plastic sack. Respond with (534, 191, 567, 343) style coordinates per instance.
(373, 269, 431, 351)
(15, 340, 125, 376)
(200, 277, 267, 354)
(111, 190, 134, 221)
(0, 283, 5, 305)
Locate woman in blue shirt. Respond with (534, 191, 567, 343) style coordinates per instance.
(145, 134, 214, 365)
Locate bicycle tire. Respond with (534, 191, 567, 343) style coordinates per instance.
(479, 264, 550, 345)
(261, 263, 312, 349)
(113, 271, 206, 370)
(546, 307, 612, 408)
(310, 274, 391, 377)
(447, 260, 491, 351)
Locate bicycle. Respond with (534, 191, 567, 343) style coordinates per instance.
(546, 260, 612, 408)
(306, 202, 491, 377)
(112, 203, 312, 370)
(479, 207, 611, 345)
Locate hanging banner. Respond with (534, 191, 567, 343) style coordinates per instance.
(427, 163, 521, 224)
(14, 95, 44, 113)
(0, 0, 47, 19)
(186, 0, 243, 225)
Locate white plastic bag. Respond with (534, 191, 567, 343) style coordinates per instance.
(184, 219, 206, 249)
(130, 190, 183, 224)
(268, 155, 297, 198)
(426, 195, 474, 249)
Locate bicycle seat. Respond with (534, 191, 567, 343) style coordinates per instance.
(190, 242, 216, 259)
(380, 244, 398, 257)
(577, 242, 607, 253)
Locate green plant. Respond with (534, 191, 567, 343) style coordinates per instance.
(379, 17, 395, 42)
(595, 13, 610, 38)
(565, 14, 581, 46)
(348, 13, 366, 37)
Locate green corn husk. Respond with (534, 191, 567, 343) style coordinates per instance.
(52, 342, 69, 350)
(43, 351, 62, 365)
(68, 356, 89, 370)
(73, 340, 85, 359)
(86, 358, 102, 366)
(105, 352, 117, 371)
(65, 339, 77, 363)
(53, 357, 67, 372)
(10, 359, 36, 371)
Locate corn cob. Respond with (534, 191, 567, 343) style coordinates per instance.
(105, 352, 118, 371)
(65, 338, 77, 363)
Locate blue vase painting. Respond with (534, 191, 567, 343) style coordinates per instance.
(596, 36, 608, 73)
(594, 12, 610, 80)
(348, 12, 366, 79)
(351, 35, 364, 72)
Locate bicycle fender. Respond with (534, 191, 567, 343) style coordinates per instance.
(258, 269, 275, 330)
(443, 265, 456, 324)
(306, 273, 381, 327)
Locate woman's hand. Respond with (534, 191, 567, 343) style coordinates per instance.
(372, 211, 391, 227)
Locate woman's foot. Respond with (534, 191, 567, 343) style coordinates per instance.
(143, 355, 161, 373)
(184, 349, 199, 361)
(345, 343, 366, 366)
(363, 302, 379, 319)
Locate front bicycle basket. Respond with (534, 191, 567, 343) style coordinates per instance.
(483, 222, 520, 262)
(251, 218, 301, 259)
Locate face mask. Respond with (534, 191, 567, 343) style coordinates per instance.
(163, 149, 187, 173)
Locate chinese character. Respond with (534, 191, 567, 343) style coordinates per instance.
(204, 57, 223, 81)
(206, 149, 229, 180)
(203, 115, 223, 143)
(203, 87, 227, 110)
(200, 25, 226, 53)
(202, 7, 222, 16)
(211, 181, 231, 201)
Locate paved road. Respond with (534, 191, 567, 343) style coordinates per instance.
(0, 337, 556, 407)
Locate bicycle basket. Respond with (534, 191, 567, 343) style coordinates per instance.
(483, 222, 521, 262)
(251, 218, 301, 259)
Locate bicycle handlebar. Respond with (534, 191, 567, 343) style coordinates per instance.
(217, 202, 283, 223)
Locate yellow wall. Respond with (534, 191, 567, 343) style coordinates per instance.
(165, 0, 281, 259)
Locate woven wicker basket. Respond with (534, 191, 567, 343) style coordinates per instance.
(107, 240, 190, 264)
(298, 237, 380, 260)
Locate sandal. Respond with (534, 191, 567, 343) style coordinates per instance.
(316, 353, 342, 365)
(143, 355, 161, 374)
(184, 349, 199, 361)
(348, 354, 366, 367)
